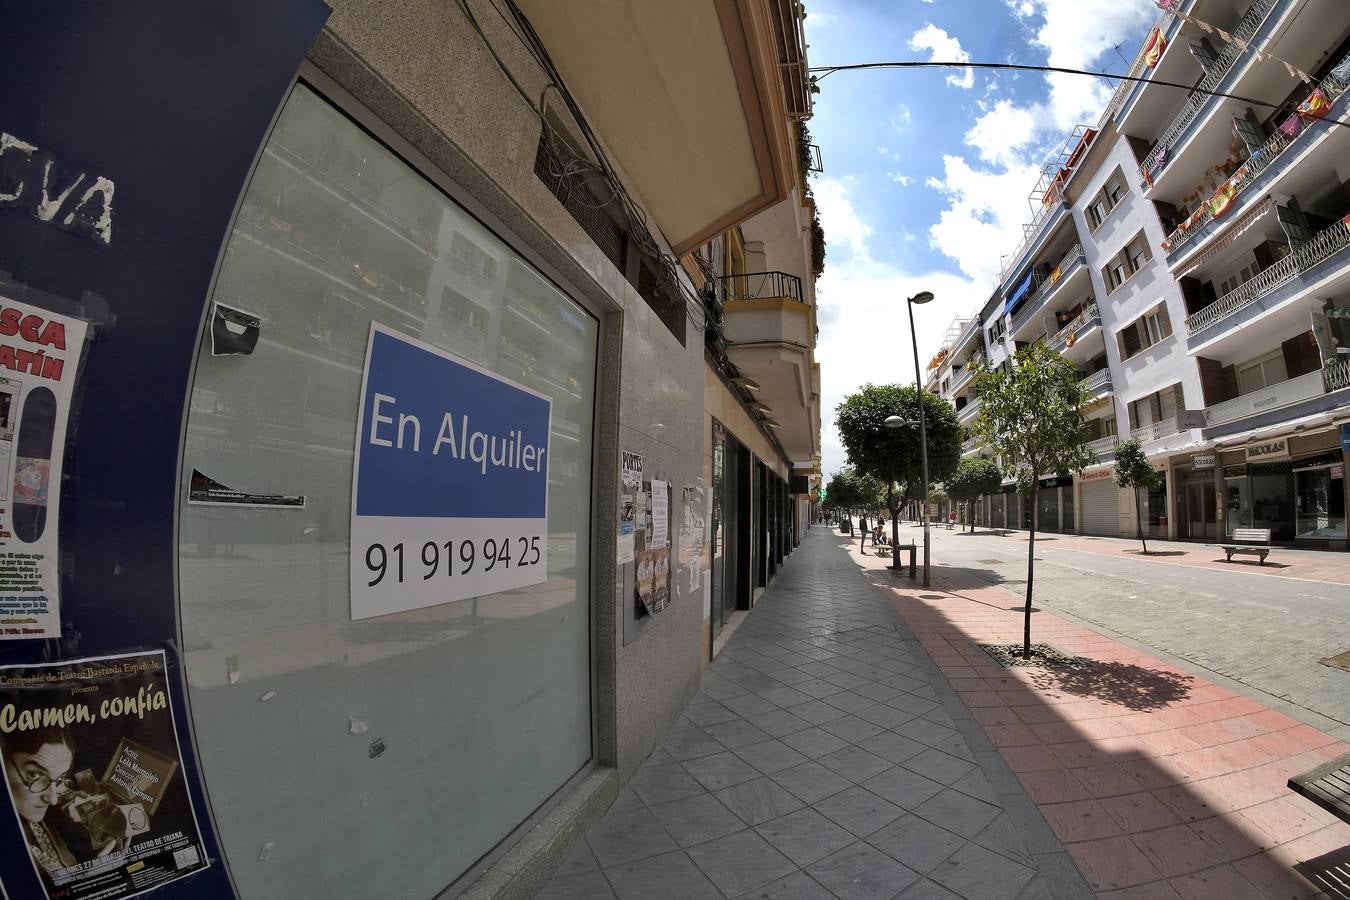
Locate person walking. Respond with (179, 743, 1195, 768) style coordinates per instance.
(858, 514, 870, 552)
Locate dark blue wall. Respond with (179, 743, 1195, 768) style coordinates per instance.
(0, 2, 329, 896)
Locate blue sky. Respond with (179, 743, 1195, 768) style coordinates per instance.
(807, 0, 1158, 477)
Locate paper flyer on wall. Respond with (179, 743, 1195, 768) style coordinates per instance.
(617, 451, 641, 565)
(0, 295, 87, 641)
(680, 485, 706, 591)
(649, 480, 669, 549)
(0, 651, 210, 899)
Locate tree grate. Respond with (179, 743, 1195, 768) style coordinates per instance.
(979, 643, 1082, 669)
(1320, 651, 1350, 673)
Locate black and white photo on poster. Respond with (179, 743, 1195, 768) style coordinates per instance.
(0, 650, 209, 899)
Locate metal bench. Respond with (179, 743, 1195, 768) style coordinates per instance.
(1288, 751, 1350, 824)
(1217, 527, 1273, 565)
(878, 541, 917, 578)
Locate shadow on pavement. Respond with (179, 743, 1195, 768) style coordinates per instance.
(1127, 550, 1188, 558)
(1025, 660, 1194, 712)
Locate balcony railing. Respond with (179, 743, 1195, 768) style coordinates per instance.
(1079, 369, 1112, 395)
(1162, 53, 1350, 258)
(1131, 416, 1180, 442)
(1202, 370, 1327, 427)
(719, 271, 804, 304)
(996, 187, 1067, 286)
(1086, 435, 1119, 455)
(1050, 302, 1101, 353)
(1138, 0, 1277, 186)
(1185, 221, 1350, 335)
(1325, 358, 1350, 393)
(956, 397, 982, 422)
(1010, 245, 1086, 333)
(950, 364, 974, 394)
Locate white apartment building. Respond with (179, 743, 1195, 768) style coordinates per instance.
(957, 0, 1350, 550)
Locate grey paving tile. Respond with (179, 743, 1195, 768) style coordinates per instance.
(780, 726, 852, 759)
(853, 681, 904, 703)
(971, 813, 1033, 867)
(824, 690, 880, 714)
(685, 828, 796, 897)
(759, 685, 815, 708)
(857, 730, 927, 766)
(746, 707, 813, 738)
(683, 751, 763, 791)
(902, 748, 977, 786)
(927, 841, 1035, 900)
(534, 870, 616, 900)
(795, 678, 850, 699)
(895, 879, 963, 900)
(648, 794, 746, 847)
(731, 870, 836, 900)
(772, 761, 853, 804)
(585, 807, 678, 867)
(950, 769, 998, 805)
(806, 841, 921, 900)
(868, 813, 966, 874)
(629, 762, 706, 806)
(862, 766, 946, 810)
(755, 807, 856, 866)
(786, 699, 850, 725)
(704, 718, 775, 749)
(914, 790, 1001, 840)
(603, 849, 722, 900)
(645, 748, 677, 767)
(798, 661, 843, 678)
(663, 725, 726, 761)
(715, 776, 805, 826)
(820, 714, 887, 743)
(698, 678, 750, 701)
(894, 717, 958, 748)
(611, 786, 644, 811)
(735, 738, 810, 775)
(815, 785, 907, 837)
(685, 701, 742, 728)
(1027, 850, 1094, 900)
(886, 693, 941, 716)
(823, 671, 871, 689)
(554, 839, 599, 875)
(855, 702, 916, 729)
(818, 745, 894, 783)
(723, 693, 781, 719)
(935, 732, 979, 761)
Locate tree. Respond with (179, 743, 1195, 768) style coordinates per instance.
(1113, 439, 1163, 555)
(972, 343, 1097, 658)
(945, 457, 1002, 533)
(836, 384, 962, 566)
(823, 468, 886, 528)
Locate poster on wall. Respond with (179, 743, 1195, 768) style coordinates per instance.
(649, 480, 669, 549)
(0, 295, 87, 641)
(350, 324, 552, 620)
(680, 484, 706, 591)
(617, 451, 641, 565)
(0, 651, 210, 898)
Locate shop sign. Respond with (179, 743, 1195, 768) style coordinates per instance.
(1192, 454, 1215, 469)
(0, 294, 87, 641)
(1039, 476, 1072, 489)
(1245, 437, 1290, 462)
(1333, 465, 1344, 480)
(1078, 467, 1115, 481)
(1223, 464, 1248, 478)
(350, 324, 551, 620)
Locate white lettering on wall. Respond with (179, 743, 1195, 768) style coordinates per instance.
(0, 131, 115, 245)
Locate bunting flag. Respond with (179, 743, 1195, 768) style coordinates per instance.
(1298, 88, 1332, 119)
(1208, 181, 1238, 218)
(1154, 5, 1316, 84)
(1143, 28, 1167, 68)
(1047, 264, 1063, 285)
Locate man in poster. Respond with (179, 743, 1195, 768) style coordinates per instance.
(0, 651, 209, 899)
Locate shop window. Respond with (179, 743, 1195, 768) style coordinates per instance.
(178, 84, 598, 899)
(1295, 463, 1346, 539)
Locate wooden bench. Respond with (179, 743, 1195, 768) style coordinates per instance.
(1288, 751, 1350, 825)
(1217, 527, 1273, 565)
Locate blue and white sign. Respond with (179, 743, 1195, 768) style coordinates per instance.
(350, 324, 552, 620)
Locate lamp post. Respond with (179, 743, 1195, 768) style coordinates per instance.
(907, 291, 935, 587)
(883, 415, 916, 572)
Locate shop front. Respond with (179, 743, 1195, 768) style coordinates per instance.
(1077, 467, 1120, 536)
(1219, 429, 1346, 546)
(1177, 453, 1219, 542)
(1035, 476, 1074, 533)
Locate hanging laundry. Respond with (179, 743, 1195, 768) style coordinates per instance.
(1208, 181, 1238, 218)
(1297, 88, 1331, 120)
(1278, 113, 1304, 139)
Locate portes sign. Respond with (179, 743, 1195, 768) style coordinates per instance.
(349, 324, 551, 620)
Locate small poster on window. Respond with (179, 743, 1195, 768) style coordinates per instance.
(0, 650, 210, 899)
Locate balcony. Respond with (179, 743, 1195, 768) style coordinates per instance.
(1137, 0, 1277, 188)
(956, 397, 981, 423)
(1201, 369, 1326, 428)
(1162, 55, 1350, 261)
(1327, 358, 1350, 393)
(949, 364, 974, 395)
(1049, 302, 1101, 354)
(1185, 220, 1350, 338)
(1131, 415, 1181, 443)
(1086, 435, 1119, 456)
(1079, 368, 1112, 397)
(721, 270, 803, 304)
(1009, 245, 1086, 334)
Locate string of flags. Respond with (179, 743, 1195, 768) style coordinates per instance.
(1152, 0, 1315, 84)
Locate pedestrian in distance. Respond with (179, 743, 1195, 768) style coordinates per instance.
(858, 514, 870, 551)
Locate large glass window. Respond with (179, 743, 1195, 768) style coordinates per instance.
(1295, 464, 1346, 540)
(177, 84, 597, 899)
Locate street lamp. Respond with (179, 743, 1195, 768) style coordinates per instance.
(883, 415, 916, 572)
(907, 291, 935, 587)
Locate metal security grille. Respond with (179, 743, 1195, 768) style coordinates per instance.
(1080, 479, 1119, 536)
(532, 132, 625, 271)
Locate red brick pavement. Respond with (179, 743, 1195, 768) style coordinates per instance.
(854, 547, 1350, 899)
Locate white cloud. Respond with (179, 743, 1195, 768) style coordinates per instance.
(908, 24, 974, 90)
(888, 173, 915, 186)
(963, 99, 1038, 167)
(926, 154, 1041, 287)
(812, 178, 984, 478)
(891, 103, 912, 131)
(804, 10, 836, 27)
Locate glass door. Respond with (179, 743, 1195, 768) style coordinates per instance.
(1224, 475, 1251, 537)
(1295, 465, 1346, 540)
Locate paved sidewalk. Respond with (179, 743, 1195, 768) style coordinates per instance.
(536, 527, 1090, 900)
(854, 548, 1350, 898)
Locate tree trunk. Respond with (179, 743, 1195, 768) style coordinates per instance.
(1135, 487, 1148, 555)
(1024, 499, 1036, 659)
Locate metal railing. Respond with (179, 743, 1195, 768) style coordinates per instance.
(719, 271, 805, 304)
(1079, 369, 1112, 395)
(1050, 302, 1101, 352)
(1185, 221, 1350, 334)
(1202, 370, 1326, 427)
(956, 397, 982, 421)
(950, 364, 975, 394)
(1325, 358, 1350, 392)
(1086, 435, 1120, 455)
(996, 189, 1067, 286)
(1138, 0, 1278, 185)
(1010, 245, 1086, 333)
(1103, 1, 1191, 122)
(1162, 55, 1350, 257)
(1131, 415, 1180, 442)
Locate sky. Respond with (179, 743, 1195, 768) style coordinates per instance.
(806, 0, 1159, 478)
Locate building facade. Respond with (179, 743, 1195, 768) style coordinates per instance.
(946, 0, 1350, 551)
(0, 3, 821, 900)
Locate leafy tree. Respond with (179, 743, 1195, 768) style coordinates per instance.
(972, 343, 1096, 658)
(1113, 439, 1163, 555)
(945, 457, 1003, 532)
(836, 383, 962, 562)
(823, 468, 886, 530)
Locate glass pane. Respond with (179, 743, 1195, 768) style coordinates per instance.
(1296, 468, 1346, 539)
(1225, 476, 1251, 537)
(178, 84, 596, 899)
